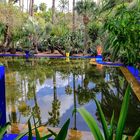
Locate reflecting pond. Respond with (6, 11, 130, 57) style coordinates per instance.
(1, 58, 140, 135)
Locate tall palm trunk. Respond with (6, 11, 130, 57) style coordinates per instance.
(72, 0, 76, 32)
(52, 0, 55, 24)
(53, 71, 57, 100)
(19, 0, 22, 10)
(83, 15, 89, 55)
(27, 0, 29, 12)
(22, 0, 24, 12)
(83, 24, 88, 55)
(73, 74, 77, 130)
(68, 0, 70, 12)
(29, 0, 34, 16)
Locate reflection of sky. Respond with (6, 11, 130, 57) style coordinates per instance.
(36, 72, 73, 92)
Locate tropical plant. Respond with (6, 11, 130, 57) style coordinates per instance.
(75, 0, 97, 55)
(103, 0, 140, 67)
(78, 85, 140, 140)
(39, 2, 47, 12)
(58, 0, 69, 13)
(0, 3, 25, 51)
(33, 4, 38, 13)
(0, 122, 10, 139)
(15, 115, 70, 140)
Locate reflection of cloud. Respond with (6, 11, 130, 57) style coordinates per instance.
(37, 93, 73, 123)
(36, 72, 73, 92)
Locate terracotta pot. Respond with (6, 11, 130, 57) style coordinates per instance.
(96, 45, 103, 55)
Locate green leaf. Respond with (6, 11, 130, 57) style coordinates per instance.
(0, 122, 10, 140)
(122, 135, 128, 140)
(94, 98, 110, 140)
(15, 132, 28, 140)
(115, 85, 131, 140)
(28, 119, 32, 140)
(109, 111, 114, 140)
(78, 108, 104, 140)
(47, 128, 57, 137)
(32, 115, 41, 139)
(41, 134, 53, 140)
(55, 118, 70, 140)
(132, 127, 140, 140)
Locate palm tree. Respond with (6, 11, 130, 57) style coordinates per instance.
(59, 0, 69, 13)
(52, 0, 55, 24)
(75, 0, 97, 55)
(48, 71, 61, 127)
(39, 2, 47, 12)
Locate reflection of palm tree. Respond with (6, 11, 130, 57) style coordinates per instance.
(73, 74, 77, 130)
(98, 79, 140, 135)
(48, 71, 61, 127)
(65, 74, 72, 95)
(32, 74, 42, 125)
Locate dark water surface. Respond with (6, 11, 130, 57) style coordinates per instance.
(1, 58, 140, 135)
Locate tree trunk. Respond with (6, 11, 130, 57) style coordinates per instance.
(68, 0, 70, 12)
(83, 15, 89, 56)
(29, 0, 34, 16)
(72, 0, 75, 32)
(83, 24, 88, 56)
(22, 0, 24, 12)
(52, 0, 55, 24)
(55, 46, 65, 56)
(27, 0, 29, 12)
(3, 25, 10, 53)
(53, 71, 57, 100)
(19, 0, 22, 10)
(33, 36, 38, 54)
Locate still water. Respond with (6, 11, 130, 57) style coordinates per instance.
(1, 58, 140, 135)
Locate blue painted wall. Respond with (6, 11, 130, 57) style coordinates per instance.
(0, 65, 6, 126)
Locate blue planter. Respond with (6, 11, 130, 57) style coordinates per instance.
(96, 55, 103, 62)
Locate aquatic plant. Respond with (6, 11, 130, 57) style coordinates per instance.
(78, 85, 140, 140)
(15, 115, 70, 140)
(0, 122, 10, 139)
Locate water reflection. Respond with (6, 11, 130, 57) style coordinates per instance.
(0, 58, 139, 135)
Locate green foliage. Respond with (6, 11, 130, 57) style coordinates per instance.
(104, 3, 140, 66)
(39, 3, 47, 12)
(33, 5, 38, 13)
(78, 85, 140, 140)
(75, 0, 97, 16)
(58, 0, 69, 12)
(88, 21, 102, 43)
(0, 3, 25, 30)
(115, 84, 131, 140)
(15, 115, 70, 140)
(0, 122, 10, 140)
(78, 107, 104, 140)
(55, 118, 70, 140)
